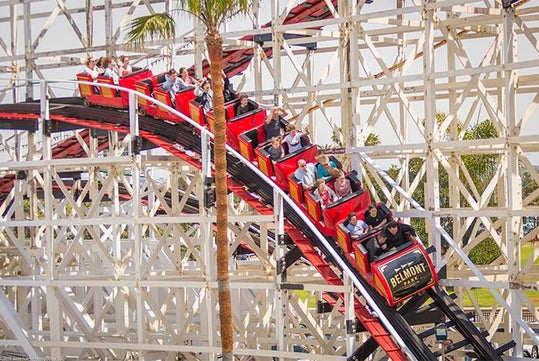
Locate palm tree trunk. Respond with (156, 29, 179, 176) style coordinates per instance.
(205, 30, 233, 361)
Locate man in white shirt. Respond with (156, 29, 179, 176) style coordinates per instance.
(294, 159, 317, 190)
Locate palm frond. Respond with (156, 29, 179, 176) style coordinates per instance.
(125, 13, 176, 49)
(177, 0, 250, 30)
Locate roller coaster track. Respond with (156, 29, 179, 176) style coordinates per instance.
(194, 0, 348, 78)
(0, 97, 514, 360)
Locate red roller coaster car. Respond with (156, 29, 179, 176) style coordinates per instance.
(76, 70, 438, 305)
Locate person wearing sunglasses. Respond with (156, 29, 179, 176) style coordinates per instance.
(294, 159, 317, 190)
(82, 56, 99, 81)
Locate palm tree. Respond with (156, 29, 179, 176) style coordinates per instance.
(126, 2, 250, 360)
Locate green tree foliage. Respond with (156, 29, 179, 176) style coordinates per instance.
(468, 238, 502, 264)
(378, 116, 502, 260)
(125, 14, 176, 48)
(326, 127, 380, 149)
(461, 120, 499, 203)
(522, 169, 539, 206)
(366, 133, 381, 146)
